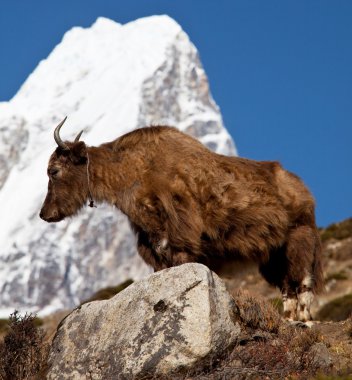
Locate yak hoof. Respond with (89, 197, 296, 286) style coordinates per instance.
(286, 320, 315, 329)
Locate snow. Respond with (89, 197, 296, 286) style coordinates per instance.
(0, 15, 236, 317)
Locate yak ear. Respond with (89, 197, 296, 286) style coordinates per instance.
(70, 141, 87, 165)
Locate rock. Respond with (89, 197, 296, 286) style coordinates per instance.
(307, 342, 332, 370)
(47, 263, 241, 379)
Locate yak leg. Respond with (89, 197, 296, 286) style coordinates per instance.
(137, 242, 167, 272)
(149, 233, 170, 258)
(171, 251, 199, 266)
(259, 246, 298, 320)
(282, 290, 299, 321)
(284, 225, 321, 322)
(136, 230, 196, 270)
(138, 243, 196, 271)
(259, 225, 319, 322)
(136, 230, 169, 272)
(297, 277, 315, 322)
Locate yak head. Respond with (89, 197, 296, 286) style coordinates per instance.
(40, 117, 89, 222)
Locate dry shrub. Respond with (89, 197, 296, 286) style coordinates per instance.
(206, 325, 322, 380)
(232, 340, 289, 373)
(289, 327, 320, 353)
(233, 290, 281, 333)
(0, 311, 49, 380)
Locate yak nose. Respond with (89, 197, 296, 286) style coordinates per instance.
(40, 209, 61, 222)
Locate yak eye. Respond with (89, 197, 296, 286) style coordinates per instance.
(48, 168, 60, 177)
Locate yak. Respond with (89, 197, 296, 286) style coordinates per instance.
(40, 117, 323, 322)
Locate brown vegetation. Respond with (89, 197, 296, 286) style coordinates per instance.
(320, 218, 352, 242)
(0, 311, 48, 380)
(80, 279, 133, 305)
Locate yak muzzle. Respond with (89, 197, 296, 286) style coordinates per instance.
(39, 208, 63, 223)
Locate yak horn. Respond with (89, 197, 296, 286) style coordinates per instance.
(74, 130, 84, 142)
(54, 116, 70, 151)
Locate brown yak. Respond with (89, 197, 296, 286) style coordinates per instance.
(40, 117, 323, 322)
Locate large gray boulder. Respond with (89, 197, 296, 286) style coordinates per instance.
(47, 263, 241, 379)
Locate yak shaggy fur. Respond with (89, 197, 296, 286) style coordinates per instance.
(40, 124, 324, 322)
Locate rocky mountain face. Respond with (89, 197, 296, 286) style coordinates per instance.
(0, 16, 236, 316)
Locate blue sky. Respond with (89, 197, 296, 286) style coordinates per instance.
(0, 1, 351, 227)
